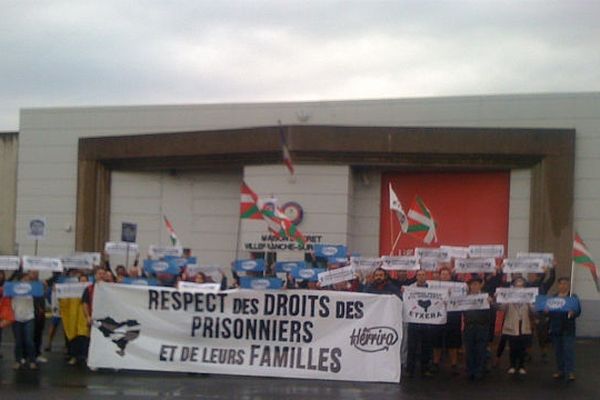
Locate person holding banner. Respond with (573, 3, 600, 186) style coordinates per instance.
(404, 270, 435, 378)
(528, 266, 555, 362)
(431, 267, 462, 375)
(546, 277, 581, 382)
(462, 277, 492, 381)
(364, 268, 401, 297)
(28, 271, 49, 364)
(497, 277, 534, 375)
(62, 272, 93, 366)
(9, 272, 39, 370)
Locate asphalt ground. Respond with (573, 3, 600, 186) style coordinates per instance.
(1, 327, 599, 400)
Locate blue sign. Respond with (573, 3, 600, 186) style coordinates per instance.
(123, 277, 160, 286)
(291, 267, 326, 282)
(275, 261, 305, 273)
(164, 256, 197, 268)
(4, 281, 44, 297)
(143, 259, 181, 275)
(534, 295, 580, 313)
(314, 244, 347, 259)
(327, 257, 348, 265)
(233, 259, 266, 273)
(57, 276, 81, 284)
(239, 277, 283, 290)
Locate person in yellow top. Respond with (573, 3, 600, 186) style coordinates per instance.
(60, 272, 94, 366)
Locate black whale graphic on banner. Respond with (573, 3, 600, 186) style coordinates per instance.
(94, 317, 141, 356)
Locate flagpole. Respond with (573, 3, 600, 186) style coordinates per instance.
(570, 261, 575, 295)
(389, 197, 394, 255)
(234, 211, 243, 262)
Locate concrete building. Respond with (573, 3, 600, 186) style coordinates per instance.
(7, 92, 600, 335)
(0, 131, 18, 255)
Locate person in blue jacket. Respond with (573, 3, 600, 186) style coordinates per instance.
(545, 276, 581, 382)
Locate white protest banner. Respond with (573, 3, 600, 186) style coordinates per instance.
(318, 266, 355, 287)
(516, 252, 554, 267)
(61, 255, 93, 270)
(419, 258, 439, 271)
(149, 245, 184, 259)
(440, 246, 469, 259)
(75, 252, 102, 266)
(454, 258, 496, 274)
(177, 281, 221, 292)
(415, 248, 450, 262)
(0, 256, 20, 270)
(495, 287, 539, 304)
(105, 242, 139, 256)
(402, 287, 448, 325)
(381, 256, 420, 271)
(350, 257, 382, 275)
(88, 284, 403, 383)
(468, 245, 504, 258)
(502, 258, 545, 274)
(426, 281, 468, 298)
(447, 294, 490, 312)
(55, 282, 92, 299)
(22, 256, 63, 272)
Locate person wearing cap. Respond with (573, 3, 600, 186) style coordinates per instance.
(462, 277, 492, 380)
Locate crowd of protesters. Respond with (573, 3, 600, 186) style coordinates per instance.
(0, 249, 582, 383)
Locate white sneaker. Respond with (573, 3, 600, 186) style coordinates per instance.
(518, 368, 527, 375)
(36, 356, 48, 363)
(507, 367, 516, 374)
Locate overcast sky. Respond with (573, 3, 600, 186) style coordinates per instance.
(2, 0, 599, 130)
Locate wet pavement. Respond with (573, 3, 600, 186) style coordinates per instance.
(1, 337, 600, 399)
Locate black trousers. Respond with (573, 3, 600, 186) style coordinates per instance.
(406, 323, 433, 374)
(34, 316, 45, 357)
(509, 335, 531, 368)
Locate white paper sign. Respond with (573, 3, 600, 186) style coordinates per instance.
(0, 256, 20, 270)
(27, 216, 47, 240)
(177, 281, 221, 292)
(495, 287, 539, 304)
(88, 284, 403, 383)
(502, 258, 545, 274)
(75, 252, 102, 266)
(416, 248, 450, 262)
(318, 266, 355, 287)
(149, 245, 183, 259)
(440, 246, 470, 259)
(447, 294, 490, 312)
(381, 256, 420, 271)
(55, 282, 92, 299)
(468, 245, 504, 258)
(516, 252, 554, 266)
(426, 280, 468, 298)
(105, 242, 139, 256)
(419, 258, 439, 271)
(350, 257, 382, 274)
(454, 258, 497, 273)
(22, 256, 63, 272)
(403, 287, 448, 325)
(61, 255, 93, 270)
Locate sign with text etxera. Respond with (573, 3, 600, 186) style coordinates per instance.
(88, 284, 403, 382)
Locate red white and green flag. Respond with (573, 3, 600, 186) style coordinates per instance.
(240, 181, 263, 220)
(389, 183, 409, 233)
(406, 195, 438, 244)
(573, 232, 600, 292)
(163, 215, 180, 246)
(239, 181, 306, 245)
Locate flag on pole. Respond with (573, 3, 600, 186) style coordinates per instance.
(240, 182, 263, 220)
(239, 181, 306, 245)
(163, 215, 180, 246)
(279, 125, 295, 176)
(407, 195, 438, 244)
(389, 184, 409, 233)
(573, 232, 600, 292)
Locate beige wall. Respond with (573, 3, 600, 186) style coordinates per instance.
(0, 132, 18, 255)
